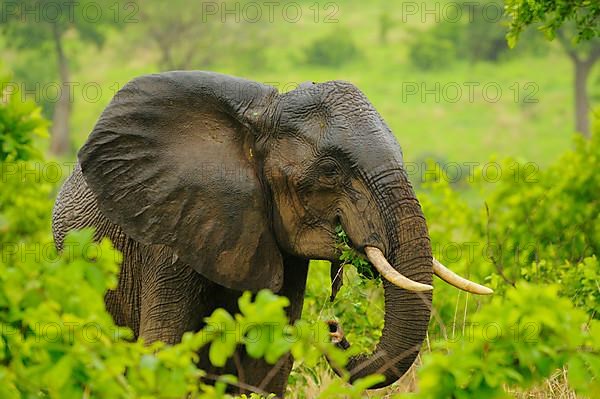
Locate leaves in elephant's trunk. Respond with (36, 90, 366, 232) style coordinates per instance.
(334, 225, 381, 282)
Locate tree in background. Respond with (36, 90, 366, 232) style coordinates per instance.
(408, 1, 546, 71)
(556, 33, 600, 138)
(505, 0, 600, 137)
(0, 0, 126, 155)
(378, 11, 392, 45)
(136, 0, 270, 72)
(137, 1, 212, 70)
(505, 0, 599, 44)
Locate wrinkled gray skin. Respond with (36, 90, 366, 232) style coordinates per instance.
(52, 72, 432, 396)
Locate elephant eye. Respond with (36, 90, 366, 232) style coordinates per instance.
(321, 161, 338, 178)
(317, 160, 340, 186)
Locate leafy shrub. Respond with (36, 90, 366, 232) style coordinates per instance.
(304, 29, 360, 67)
(1, 226, 386, 398)
(559, 256, 600, 316)
(0, 70, 48, 162)
(0, 76, 51, 241)
(408, 0, 547, 70)
(409, 18, 464, 70)
(404, 283, 600, 398)
(482, 132, 600, 292)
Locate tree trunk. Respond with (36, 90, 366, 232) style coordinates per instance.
(558, 34, 600, 139)
(50, 23, 71, 156)
(574, 58, 592, 137)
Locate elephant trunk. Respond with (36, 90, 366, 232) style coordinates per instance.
(345, 172, 433, 388)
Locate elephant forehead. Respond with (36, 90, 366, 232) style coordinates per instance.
(264, 137, 315, 180)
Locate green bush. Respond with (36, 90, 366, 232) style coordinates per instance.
(409, 22, 465, 70)
(0, 226, 382, 398)
(481, 131, 600, 294)
(304, 29, 360, 67)
(404, 283, 600, 398)
(408, 0, 547, 70)
(0, 70, 48, 163)
(408, 29, 458, 70)
(0, 74, 51, 241)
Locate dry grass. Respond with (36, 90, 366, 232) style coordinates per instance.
(288, 363, 581, 398)
(509, 368, 580, 399)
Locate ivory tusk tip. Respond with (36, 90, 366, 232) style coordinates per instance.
(432, 258, 494, 295)
(364, 246, 434, 292)
(418, 284, 434, 292)
(478, 286, 494, 295)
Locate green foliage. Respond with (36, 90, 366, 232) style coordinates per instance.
(335, 225, 378, 281)
(409, 1, 509, 70)
(408, 25, 458, 70)
(0, 1, 125, 50)
(0, 158, 55, 242)
(418, 122, 600, 325)
(304, 29, 360, 67)
(505, 0, 600, 45)
(0, 226, 384, 398)
(559, 256, 600, 316)
(0, 74, 48, 162)
(408, 0, 548, 70)
(404, 283, 600, 398)
(198, 290, 347, 369)
(0, 79, 51, 241)
(483, 132, 600, 292)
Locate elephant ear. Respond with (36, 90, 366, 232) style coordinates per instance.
(79, 71, 284, 292)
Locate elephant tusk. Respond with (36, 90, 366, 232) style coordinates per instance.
(433, 258, 494, 295)
(364, 246, 434, 292)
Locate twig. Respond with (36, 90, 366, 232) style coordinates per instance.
(203, 373, 275, 398)
(485, 202, 515, 287)
(233, 351, 245, 395)
(258, 354, 289, 392)
(452, 291, 461, 340)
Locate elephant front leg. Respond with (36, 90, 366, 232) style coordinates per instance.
(235, 255, 310, 397)
(138, 248, 211, 345)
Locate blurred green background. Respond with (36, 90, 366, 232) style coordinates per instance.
(3, 0, 598, 167)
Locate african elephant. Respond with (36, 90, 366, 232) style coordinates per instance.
(52, 71, 491, 396)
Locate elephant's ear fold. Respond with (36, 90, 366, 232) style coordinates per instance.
(79, 71, 284, 292)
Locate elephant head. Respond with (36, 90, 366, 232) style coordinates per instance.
(79, 71, 491, 388)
